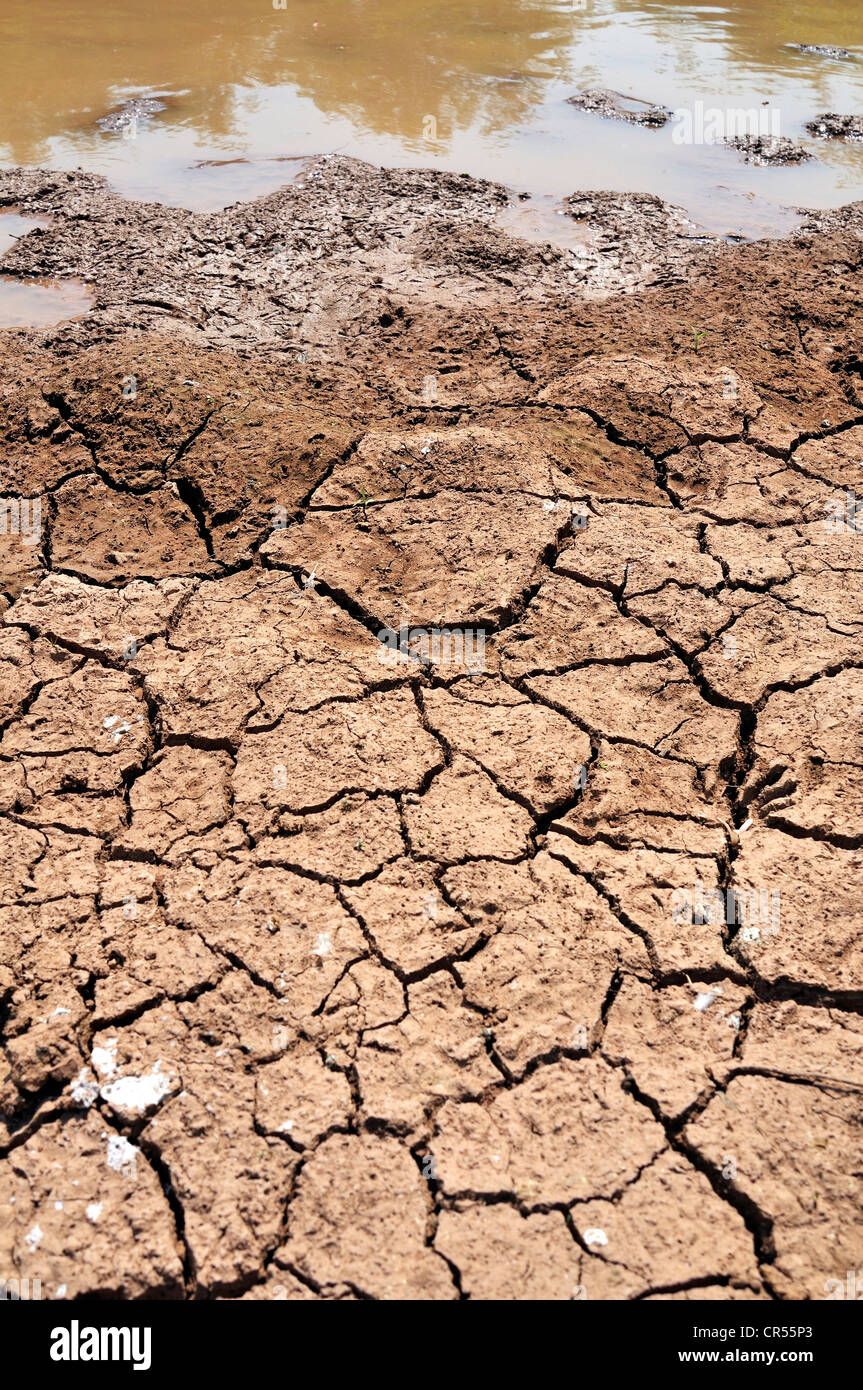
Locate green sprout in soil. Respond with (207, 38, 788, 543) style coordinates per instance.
(354, 484, 369, 522)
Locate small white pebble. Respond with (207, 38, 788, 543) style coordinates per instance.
(584, 1228, 608, 1247)
(100, 1069, 173, 1116)
(91, 1039, 118, 1078)
(694, 991, 718, 1012)
(70, 1068, 99, 1108)
(24, 1223, 43, 1252)
(106, 1135, 138, 1177)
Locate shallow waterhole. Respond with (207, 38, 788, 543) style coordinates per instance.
(0, 211, 94, 328)
(0, 1, 861, 236)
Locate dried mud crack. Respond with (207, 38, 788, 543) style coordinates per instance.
(1, 158, 862, 1301)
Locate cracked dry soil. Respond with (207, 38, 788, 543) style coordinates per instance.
(0, 157, 862, 1302)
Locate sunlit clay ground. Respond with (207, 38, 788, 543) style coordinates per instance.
(0, 0, 862, 1318)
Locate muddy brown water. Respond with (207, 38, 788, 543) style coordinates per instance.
(0, 274, 93, 329)
(0, 212, 94, 328)
(0, 0, 861, 327)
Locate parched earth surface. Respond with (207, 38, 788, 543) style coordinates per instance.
(1, 157, 862, 1301)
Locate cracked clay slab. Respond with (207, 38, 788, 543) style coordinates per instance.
(2, 160, 863, 1303)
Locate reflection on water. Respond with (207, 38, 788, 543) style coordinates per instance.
(0, 275, 94, 330)
(0, 210, 48, 257)
(0, 212, 94, 328)
(0, 0, 861, 235)
(495, 194, 598, 250)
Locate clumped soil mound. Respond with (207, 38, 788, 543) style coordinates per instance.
(0, 158, 862, 1301)
(807, 113, 863, 140)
